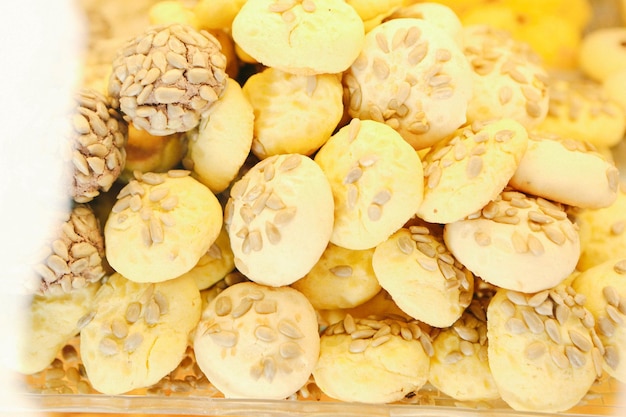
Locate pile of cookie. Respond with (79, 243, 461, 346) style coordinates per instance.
(16, 0, 626, 413)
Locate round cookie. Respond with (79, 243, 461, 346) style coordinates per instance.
(429, 299, 500, 402)
(510, 131, 620, 209)
(179, 226, 235, 290)
(231, 0, 365, 75)
(291, 243, 380, 310)
(314, 119, 424, 250)
(193, 0, 248, 30)
(417, 118, 528, 224)
(346, 0, 403, 32)
(572, 259, 626, 383)
(576, 184, 626, 271)
(372, 226, 474, 328)
(462, 25, 550, 130)
(385, 2, 464, 46)
(603, 68, 626, 113)
(487, 285, 600, 412)
(313, 315, 432, 403)
(194, 281, 320, 399)
(225, 154, 334, 286)
(578, 27, 626, 82)
(444, 189, 580, 294)
(343, 18, 473, 150)
(184, 78, 254, 194)
(80, 273, 202, 395)
(537, 76, 626, 149)
(105, 170, 223, 283)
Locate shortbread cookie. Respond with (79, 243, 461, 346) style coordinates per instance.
(194, 282, 320, 399)
(537, 76, 626, 149)
(444, 190, 580, 293)
(105, 170, 223, 283)
(462, 25, 550, 130)
(576, 184, 626, 271)
(314, 119, 424, 250)
(232, 0, 365, 75)
(510, 131, 620, 209)
(385, 2, 463, 46)
(291, 243, 380, 310)
(344, 18, 473, 150)
(16, 283, 100, 374)
(242, 67, 343, 159)
(572, 259, 626, 383)
(418, 118, 528, 224)
(429, 299, 499, 401)
(578, 27, 626, 82)
(180, 226, 235, 290)
(487, 285, 600, 412)
(314, 315, 432, 403)
(225, 154, 334, 286)
(372, 226, 473, 327)
(80, 273, 202, 395)
(184, 78, 254, 193)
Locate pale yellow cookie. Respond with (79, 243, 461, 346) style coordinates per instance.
(105, 170, 223, 283)
(487, 285, 600, 412)
(344, 18, 473, 150)
(313, 315, 432, 403)
(372, 226, 474, 327)
(462, 25, 550, 130)
(572, 259, 626, 383)
(80, 273, 202, 395)
(578, 27, 626, 82)
(225, 154, 334, 286)
(194, 282, 320, 399)
(179, 226, 235, 290)
(242, 67, 343, 159)
(232, 0, 365, 75)
(15, 283, 99, 375)
(510, 131, 620, 209)
(193, 0, 248, 30)
(346, 0, 403, 32)
(576, 184, 626, 271)
(184, 78, 254, 194)
(603, 68, 626, 114)
(444, 190, 580, 293)
(385, 2, 463, 46)
(291, 243, 380, 310)
(418, 118, 528, 224)
(314, 119, 424, 250)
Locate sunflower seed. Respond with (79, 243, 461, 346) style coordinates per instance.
(99, 337, 119, 356)
(278, 319, 304, 339)
(210, 330, 238, 348)
(545, 319, 562, 344)
(525, 341, 547, 360)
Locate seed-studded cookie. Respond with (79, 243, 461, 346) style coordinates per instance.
(344, 18, 473, 150)
(314, 119, 424, 250)
(429, 299, 500, 402)
(105, 170, 223, 283)
(444, 190, 580, 293)
(224, 154, 334, 286)
(487, 285, 601, 412)
(313, 315, 432, 404)
(231, 0, 365, 75)
(194, 282, 320, 399)
(572, 258, 626, 383)
(291, 243, 380, 310)
(80, 273, 202, 395)
(385, 2, 463, 46)
(184, 78, 254, 194)
(578, 27, 626, 82)
(417, 118, 528, 224)
(462, 25, 550, 130)
(179, 226, 235, 290)
(372, 226, 473, 328)
(509, 131, 620, 209)
(242, 67, 343, 159)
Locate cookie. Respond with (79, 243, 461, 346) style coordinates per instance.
(462, 25, 550, 129)
(346, 0, 403, 32)
(80, 272, 202, 395)
(194, 282, 320, 399)
(510, 131, 620, 209)
(179, 226, 235, 290)
(487, 285, 600, 412)
(572, 258, 626, 383)
(344, 18, 473, 150)
(385, 2, 463, 46)
(444, 189, 580, 293)
(105, 170, 223, 283)
(372, 226, 473, 327)
(314, 119, 424, 250)
(291, 243, 380, 310)
(193, 0, 248, 30)
(603, 68, 626, 114)
(578, 27, 626, 82)
(231, 0, 365, 75)
(417, 118, 528, 224)
(313, 315, 432, 403)
(225, 154, 334, 286)
(184, 78, 254, 194)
